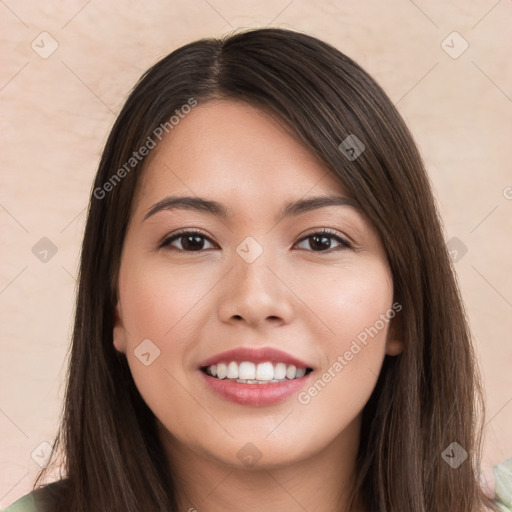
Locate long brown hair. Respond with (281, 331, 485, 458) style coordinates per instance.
(32, 27, 496, 511)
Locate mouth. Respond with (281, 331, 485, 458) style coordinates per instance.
(201, 361, 313, 384)
(197, 346, 315, 406)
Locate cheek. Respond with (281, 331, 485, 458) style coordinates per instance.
(298, 258, 393, 347)
(119, 258, 215, 341)
(117, 258, 217, 410)
(116, 260, 204, 427)
(295, 259, 393, 407)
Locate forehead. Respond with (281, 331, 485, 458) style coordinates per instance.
(135, 99, 349, 211)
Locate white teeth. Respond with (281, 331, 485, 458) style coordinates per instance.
(205, 361, 310, 381)
(238, 362, 256, 380)
(216, 363, 227, 379)
(255, 362, 274, 381)
(286, 364, 297, 379)
(227, 361, 238, 379)
(274, 362, 287, 379)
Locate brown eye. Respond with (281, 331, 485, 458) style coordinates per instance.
(160, 228, 351, 254)
(160, 230, 216, 252)
(294, 229, 352, 252)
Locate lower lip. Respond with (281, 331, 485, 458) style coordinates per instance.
(199, 370, 313, 407)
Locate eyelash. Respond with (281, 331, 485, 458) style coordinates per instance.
(159, 228, 352, 253)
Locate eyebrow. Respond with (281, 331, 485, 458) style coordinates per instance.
(143, 194, 361, 222)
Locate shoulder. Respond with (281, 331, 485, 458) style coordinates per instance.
(493, 457, 512, 512)
(1, 491, 37, 512)
(1, 479, 68, 512)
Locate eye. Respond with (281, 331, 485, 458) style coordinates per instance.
(294, 229, 352, 253)
(160, 229, 216, 252)
(160, 228, 352, 253)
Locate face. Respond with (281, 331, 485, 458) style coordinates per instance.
(113, 99, 402, 470)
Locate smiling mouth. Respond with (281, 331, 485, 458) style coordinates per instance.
(201, 361, 314, 384)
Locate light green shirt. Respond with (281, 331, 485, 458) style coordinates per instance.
(495, 457, 512, 512)
(2, 458, 511, 511)
(1, 492, 36, 512)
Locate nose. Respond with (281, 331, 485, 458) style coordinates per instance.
(217, 247, 294, 328)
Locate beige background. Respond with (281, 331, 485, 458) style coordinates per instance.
(1, 0, 511, 506)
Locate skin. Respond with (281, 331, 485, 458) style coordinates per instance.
(113, 99, 403, 512)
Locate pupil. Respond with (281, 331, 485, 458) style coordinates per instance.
(180, 234, 332, 251)
(183, 235, 203, 251)
(311, 234, 330, 251)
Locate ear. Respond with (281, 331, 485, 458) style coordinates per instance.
(113, 300, 127, 354)
(385, 308, 404, 356)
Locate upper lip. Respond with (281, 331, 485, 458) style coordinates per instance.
(199, 347, 313, 370)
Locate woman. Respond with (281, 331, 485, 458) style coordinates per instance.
(3, 27, 510, 512)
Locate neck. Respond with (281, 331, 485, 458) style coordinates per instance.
(158, 416, 363, 512)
